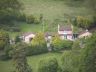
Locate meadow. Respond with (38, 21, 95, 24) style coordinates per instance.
(13, 0, 95, 34)
(0, 52, 62, 72)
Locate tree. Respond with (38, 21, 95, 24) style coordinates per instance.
(0, 0, 22, 24)
(11, 43, 32, 72)
(0, 30, 9, 50)
(38, 57, 59, 72)
(61, 51, 80, 72)
(30, 32, 48, 55)
(72, 16, 92, 29)
(51, 35, 63, 51)
(15, 35, 21, 43)
(31, 32, 46, 47)
(80, 33, 96, 72)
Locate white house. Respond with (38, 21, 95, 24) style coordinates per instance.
(20, 32, 36, 43)
(58, 24, 73, 40)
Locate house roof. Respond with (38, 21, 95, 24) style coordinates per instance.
(21, 32, 35, 37)
(79, 30, 91, 35)
(45, 32, 56, 37)
(59, 24, 72, 31)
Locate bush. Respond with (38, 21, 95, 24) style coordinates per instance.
(62, 40, 73, 50)
(51, 35, 73, 51)
(10, 27, 21, 32)
(16, 13, 26, 22)
(25, 32, 48, 56)
(61, 51, 80, 72)
(26, 44, 48, 56)
(72, 40, 81, 51)
(26, 15, 40, 24)
(38, 57, 59, 72)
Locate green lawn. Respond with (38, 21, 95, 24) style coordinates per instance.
(0, 52, 62, 72)
(20, 0, 94, 21)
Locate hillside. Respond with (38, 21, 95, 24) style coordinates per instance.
(9, 0, 95, 37)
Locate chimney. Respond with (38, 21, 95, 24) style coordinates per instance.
(58, 24, 60, 32)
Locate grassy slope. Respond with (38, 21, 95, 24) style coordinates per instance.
(20, 0, 94, 20)
(0, 52, 62, 72)
(12, 0, 94, 34)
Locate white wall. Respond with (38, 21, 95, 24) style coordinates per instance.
(24, 34, 35, 43)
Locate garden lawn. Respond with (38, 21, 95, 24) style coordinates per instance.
(0, 52, 62, 72)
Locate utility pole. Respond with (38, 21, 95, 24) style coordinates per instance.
(42, 20, 44, 32)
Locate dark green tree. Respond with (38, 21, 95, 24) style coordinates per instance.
(80, 33, 96, 72)
(15, 35, 21, 43)
(0, 0, 22, 24)
(38, 57, 59, 72)
(11, 43, 32, 72)
(0, 30, 9, 50)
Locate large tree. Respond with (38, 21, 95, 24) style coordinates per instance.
(0, 30, 9, 50)
(80, 33, 96, 72)
(12, 43, 32, 72)
(0, 0, 22, 24)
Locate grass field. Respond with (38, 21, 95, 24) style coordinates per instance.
(12, 0, 94, 34)
(20, 0, 94, 20)
(0, 52, 62, 72)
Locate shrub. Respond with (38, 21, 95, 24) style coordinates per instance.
(15, 35, 21, 43)
(10, 27, 21, 32)
(26, 15, 40, 24)
(26, 44, 48, 56)
(16, 13, 26, 22)
(51, 35, 73, 51)
(61, 51, 80, 72)
(62, 40, 73, 50)
(25, 32, 48, 56)
(72, 40, 81, 51)
(38, 57, 59, 72)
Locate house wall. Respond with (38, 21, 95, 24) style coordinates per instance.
(79, 32, 92, 38)
(67, 35, 73, 40)
(60, 35, 64, 40)
(58, 31, 72, 35)
(24, 34, 35, 43)
(58, 30, 73, 40)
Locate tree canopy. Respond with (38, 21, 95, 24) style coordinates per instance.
(0, 0, 22, 24)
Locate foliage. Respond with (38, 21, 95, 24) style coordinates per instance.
(80, 33, 96, 72)
(61, 51, 80, 72)
(0, 30, 9, 50)
(11, 42, 32, 72)
(16, 13, 26, 22)
(26, 45, 48, 56)
(15, 35, 21, 43)
(38, 57, 59, 72)
(51, 35, 73, 51)
(28, 32, 48, 55)
(0, 0, 22, 24)
(51, 35, 63, 51)
(72, 40, 80, 51)
(31, 32, 46, 47)
(26, 15, 40, 24)
(72, 16, 92, 29)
